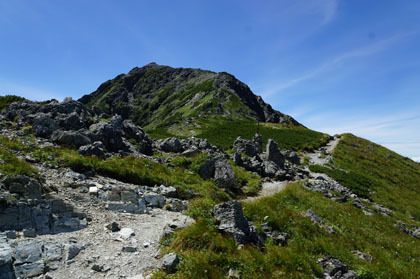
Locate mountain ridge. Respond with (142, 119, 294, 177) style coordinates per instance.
(78, 63, 301, 134)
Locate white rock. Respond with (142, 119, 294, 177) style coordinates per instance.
(89, 186, 98, 194)
(118, 228, 135, 239)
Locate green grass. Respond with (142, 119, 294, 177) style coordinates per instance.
(308, 164, 374, 198)
(0, 136, 38, 177)
(196, 118, 329, 151)
(332, 134, 420, 220)
(156, 183, 420, 279)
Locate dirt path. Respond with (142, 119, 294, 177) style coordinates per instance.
(244, 136, 341, 202)
(303, 136, 341, 166)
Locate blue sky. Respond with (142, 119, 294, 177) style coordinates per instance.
(1, 0, 420, 161)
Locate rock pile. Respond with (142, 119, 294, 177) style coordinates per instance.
(317, 257, 357, 279)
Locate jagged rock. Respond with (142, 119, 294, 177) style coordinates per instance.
(233, 136, 258, 157)
(280, 150, 301, 165)
(89, 116, 127, 152)
(44, 242, 63, 261)
(213, 201, 262, 245)
(79, 141, 106, 158)
(159, 253, 179, 273)
(122, 120, 153, 155)
(318, 257, 357, 279)
(143, 194, 165, 208)
(51, 130, 92, 148)
(160, 138, 183, 153)
(158, 185, 177, 198)
(199, 158, 217, 180)
(253, 134, 263, 154)
(55, 111, 87, 130)
(2, 175, 42, 200)
(30, 113, 59, 138)
(396, 222, 420, 239)
(266, 139, 285, 168)
(214, 159, 236, 189)
(64, 244, 80, 261)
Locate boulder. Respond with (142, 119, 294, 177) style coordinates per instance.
(252, 134, 263, 154)
(213, 201, 262, 245)
(0, 241, 13, 279)
(78, 141, 106, 158)
(2, 175, 42, 200)
(317, 257, 357, 279)
(89, 116, 127, 152)
(14, 242, 43, 264)
(143, 194, 165, 208)
(280, 150, 301, 165)
(51, 130, 92, 148)
(30, 113, 59, 138)
(266, 139, 285, 168)
(14, 262, 45, 278)
(214, 159, 236, 189)
(159, 253, 179, 273)
(233, 136, 258, 157)
(160, 138, 183, 153)
(199, 158, 216, 180)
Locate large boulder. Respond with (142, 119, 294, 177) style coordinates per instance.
(78, 141, 106, 158)
(213, 201, 262, 245)
(89, 116, 127, 152)
(233, 136, 258, 157)
(214, 159, 236, 189)
(51, 130, 92, 148)
(29, 113, 59, 138)
(266, 139, 285, 168)
(280, 150, 300, 165)
(160, 138, 183, 153)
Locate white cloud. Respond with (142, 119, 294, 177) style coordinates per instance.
(412, 157, 420, 162)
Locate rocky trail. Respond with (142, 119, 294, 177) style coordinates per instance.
(303, 136, 340, 166)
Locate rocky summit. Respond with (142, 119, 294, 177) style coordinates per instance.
(0, 64, 420, 278)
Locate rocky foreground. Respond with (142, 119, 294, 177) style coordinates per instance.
(0, 98, 416, 279)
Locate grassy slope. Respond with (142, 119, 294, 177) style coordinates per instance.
(155, 134, 420, 279)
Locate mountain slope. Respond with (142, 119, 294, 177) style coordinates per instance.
(79, 63, 301, 138)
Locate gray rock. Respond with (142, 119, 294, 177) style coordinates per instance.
(14, 242, 43, 264)
(14, 261, 45, 278)
(158, 185, 177, 198)
(160, 138, 183, 153)
(106, 202, 147, 214)
(23, 228, 37, 238)
(44, 242, 63, 261)
(79, 141, 106, 158)
(233, 136, 258, 157)
(252, 134, 263, 154)
(120, 191, 138, 202)
(143, 194, 165, 208)
(2, 175, 42, 200)
(280, 150, 300, 165)
(214, 159, 236, 189)
(318, 257, 357, 279)
(159, 253, 179, 273)
(64, 244, 80, 261)
(89, 116, 127, 152)
(199, 158, 216, 180)
(373, 204, 392, 216)
(122, 246, 137, 253)
(213, 201, 262, 245)
(30, 113, 59, 138)
(266, 139, 285, 168)
(51, 129, 92, 148)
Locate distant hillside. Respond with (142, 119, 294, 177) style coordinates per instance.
(79, 63, 301, 139)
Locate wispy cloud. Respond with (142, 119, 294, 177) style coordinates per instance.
(261, 32, 416, 98)
(412, 157, 420, 162)
(320, 0, 339, 24)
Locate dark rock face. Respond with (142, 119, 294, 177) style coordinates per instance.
(233, 136, 259, 157)
(0, 197, 87, 235)
(89, 115, 127, 152)
(2, 175, 42, 200)
(280, 150, 300, 165)
(213, 201, 262, 245)
(266, 139, 285, 168)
